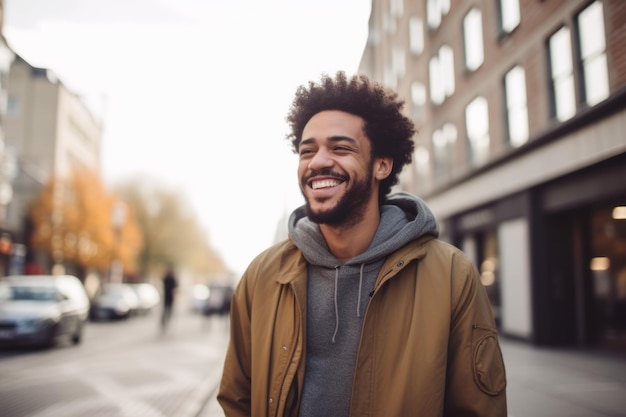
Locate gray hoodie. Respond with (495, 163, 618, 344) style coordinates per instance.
(288, 192, 439, 417)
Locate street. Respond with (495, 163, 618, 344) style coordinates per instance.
(0, 305, 229, 417)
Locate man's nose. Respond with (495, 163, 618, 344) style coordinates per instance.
(308, 148, 334, 170)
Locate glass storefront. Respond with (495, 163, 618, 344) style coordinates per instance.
(590, 200, 626, 350)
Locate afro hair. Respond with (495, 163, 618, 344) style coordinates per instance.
(285, 71, 415, 200)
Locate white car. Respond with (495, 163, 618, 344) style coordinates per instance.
(89, 283, 140, 320)
(129, 283, 161, 314)
(0, 275, 90, 348)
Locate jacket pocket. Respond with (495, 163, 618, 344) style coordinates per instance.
(471, 324, 507, 396)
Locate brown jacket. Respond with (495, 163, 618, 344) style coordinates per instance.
(218, 236, 507, 417)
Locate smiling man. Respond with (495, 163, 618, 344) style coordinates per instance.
(218, 72, 507, 417)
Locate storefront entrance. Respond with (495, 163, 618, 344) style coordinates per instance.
(589, 200, 626, 351)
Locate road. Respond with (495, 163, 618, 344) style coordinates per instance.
(0, 306, 229, 417)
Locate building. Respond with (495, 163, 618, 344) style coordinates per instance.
(0, 0, 17, 274)
(3, 53, 102, 274)
(359, 0, 626, 352)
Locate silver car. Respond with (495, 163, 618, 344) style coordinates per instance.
(89, 283, 140, 320)
(0, 274, 90, 348)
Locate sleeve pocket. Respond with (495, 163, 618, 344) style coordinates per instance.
(472, 325, 507, 396)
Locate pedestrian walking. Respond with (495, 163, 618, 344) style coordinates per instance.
(160, 266, 178, 332)
(218, 71, 507, 416)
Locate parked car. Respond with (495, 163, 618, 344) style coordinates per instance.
(90, 283, 139, 321)
(190, 284, 210, 313)
(202, 283, 234, 316)
(0, 274, 90, 348)
(129, 283, 160, 314)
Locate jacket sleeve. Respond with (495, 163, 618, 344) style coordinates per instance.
(443, 251, 507, 416)
(217, 271, 253, 417)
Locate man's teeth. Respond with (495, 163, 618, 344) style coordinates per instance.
(312, 179, 340, 189)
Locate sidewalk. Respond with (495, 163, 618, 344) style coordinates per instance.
(502, 337, 626, 417)
(189, 336, 626, 417)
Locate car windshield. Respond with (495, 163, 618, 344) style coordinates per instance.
(0, 284, 58, 301)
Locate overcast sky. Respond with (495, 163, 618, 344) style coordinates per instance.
(3, 0, 371, 275)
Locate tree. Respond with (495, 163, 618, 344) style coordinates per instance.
(113, 177, 228, 278)
(29, 167, 143, 275)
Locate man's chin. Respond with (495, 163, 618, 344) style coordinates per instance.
(305, 203, 348, 226)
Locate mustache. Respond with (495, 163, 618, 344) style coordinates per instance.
(302, 169, 348, 185)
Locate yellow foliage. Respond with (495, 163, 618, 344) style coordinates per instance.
(29, 167, 143, 274)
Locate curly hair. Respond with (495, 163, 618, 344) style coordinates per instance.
(285, 71, 415, 201)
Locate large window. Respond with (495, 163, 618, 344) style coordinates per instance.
(432, 123, 457, 180)
(411, 81, 427, 124)
(429, 45, 455, 105)
(463, 8, 484, 71)
(548, 1, 608, 122)
(409, 17, 424, 55)
(577, 1, 609, 106)
(413, 145, 430, 189)
(497, 0, 521, 34)
(548, 27, 576, 121)
(391, 47, 406, 79)
(426, 0, 451, 30)
(465, 96, 490, 166)
(390, 0, 403, 18)
(504, 65, 529, 147)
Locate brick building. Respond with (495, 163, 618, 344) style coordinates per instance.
(360, 0, 626, 351)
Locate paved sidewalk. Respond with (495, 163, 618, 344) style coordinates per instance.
(502, 338, 626, 417)
(190, 337, 626, 417)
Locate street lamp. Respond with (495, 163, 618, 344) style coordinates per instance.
(109, 201, 127, 284)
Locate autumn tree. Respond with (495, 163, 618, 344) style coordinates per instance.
(113, 177, 227, 278)
(29, 167, 143, 276)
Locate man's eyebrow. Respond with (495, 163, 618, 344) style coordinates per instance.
(300, 135, 357, 146)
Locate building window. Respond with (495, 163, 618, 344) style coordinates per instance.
(411, 81, 427, 124)
(465, 96, 490, 166)
(576, 1, 609, 106)
(463, 8, 484, 72)
(383, 12, 397, 34)
(497, 0, 520, 34)
(427, 0, 451, 30)
(433, 122, 457, 180)
(409, 17, 424, 55)
(392, 47, 406, 78)
(414, 145, 430, 191)
(390, 0, 403, 18)
(504, 65, 529, 147)
(384, 65, 397, 89)
(548, 27, 576, 122)
(429, 44, 455, 105)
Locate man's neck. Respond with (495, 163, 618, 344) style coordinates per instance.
(319, 205, 381, 264)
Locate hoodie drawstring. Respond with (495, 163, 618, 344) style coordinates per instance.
(356, 263, 364, 318)
(331, 266, 340, 344)
(331, 263, 366, 344)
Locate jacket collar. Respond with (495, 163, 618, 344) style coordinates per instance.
(275, 234, 435, 286)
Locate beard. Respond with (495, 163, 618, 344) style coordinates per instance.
(302, 163, 374, 227)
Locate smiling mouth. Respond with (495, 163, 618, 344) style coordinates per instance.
(310, 179, 342, 189)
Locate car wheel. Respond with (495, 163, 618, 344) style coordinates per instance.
(71, 323, 83, 345)
(42, 324, 58, 349)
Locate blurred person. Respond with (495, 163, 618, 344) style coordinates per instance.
(160, 266, 178, 331)
(218, 72, 507, 417)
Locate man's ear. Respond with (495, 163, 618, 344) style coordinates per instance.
(374, 157, 393, 180)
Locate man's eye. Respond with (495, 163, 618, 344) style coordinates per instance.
(299, 149, 314, 156)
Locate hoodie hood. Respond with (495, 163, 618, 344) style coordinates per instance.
(288, 191, 439, 267)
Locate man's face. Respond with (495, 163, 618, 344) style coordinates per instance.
(298, 110, 377, 226)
